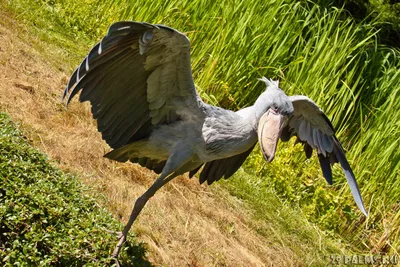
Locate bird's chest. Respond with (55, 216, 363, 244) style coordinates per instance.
(196, 117, 257, 161)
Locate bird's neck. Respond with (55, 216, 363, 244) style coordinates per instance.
(252, 92, 272, 121)
(235, 94, 271, 132)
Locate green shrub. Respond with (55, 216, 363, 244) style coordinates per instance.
(0, 113, 151, 266)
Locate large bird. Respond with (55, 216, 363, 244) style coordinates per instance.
(63, 21, 367, 260)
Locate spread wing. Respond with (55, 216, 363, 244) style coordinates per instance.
(280, 95, 367, 216)
(63, 21, 204, 149)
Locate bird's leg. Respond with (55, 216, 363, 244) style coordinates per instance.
(112, 144, 193, 261)
(112, 171, 178, 259)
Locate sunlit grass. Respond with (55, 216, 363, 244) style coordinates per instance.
(5, 0, 400, 256)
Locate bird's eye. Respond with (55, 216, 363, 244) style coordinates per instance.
(272, 104, 279, 112)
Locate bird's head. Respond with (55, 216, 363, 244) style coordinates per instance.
(256, 77, 294, 163)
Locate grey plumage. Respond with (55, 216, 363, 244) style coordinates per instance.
(62, 21, 368, 261)
(277, 95, 366, 215)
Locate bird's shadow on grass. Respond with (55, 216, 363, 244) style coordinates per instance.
(116, 240, 154, 267)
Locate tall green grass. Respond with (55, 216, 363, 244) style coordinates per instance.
(6, 0, 400, 255)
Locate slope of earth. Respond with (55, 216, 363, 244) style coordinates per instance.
(0, 7, 345, 266)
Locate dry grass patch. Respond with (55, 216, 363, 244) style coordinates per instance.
(0, 9, 343, 266)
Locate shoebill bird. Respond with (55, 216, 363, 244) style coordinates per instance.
(63, 21, 367, 260)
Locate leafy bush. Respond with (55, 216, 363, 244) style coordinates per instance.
(0, 113, 151, 266)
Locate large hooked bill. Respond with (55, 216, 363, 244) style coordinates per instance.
(258, 109, 287, 162)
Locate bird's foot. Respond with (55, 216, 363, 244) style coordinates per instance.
(111, 231, 127, 262)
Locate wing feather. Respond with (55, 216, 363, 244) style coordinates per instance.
(282, 95, 367, 216)
(189, 164, 203, 178)
(204, 161, 221, 185)
(199, 163, 212, 184)
(305, 121, 315, 149)
(64, 21, 204, 150)
(298, 120, 308, 141)
(97, 91, 147, 132)
(197, 143, 256, 185)
(321, 133, 333, 153)
(304, 142, 313, 158)
(318, 154, 332, 185)
(316, 129, 326, 156)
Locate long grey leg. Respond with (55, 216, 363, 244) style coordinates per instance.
(112, 171, 178, 259)
(112, 143, 194, 261)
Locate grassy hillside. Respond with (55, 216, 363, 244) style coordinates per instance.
(3, 0, 400, 261)
(0, 113, 150, 266)
(0, 113, 345, 265)
(0, 7, 347, 266)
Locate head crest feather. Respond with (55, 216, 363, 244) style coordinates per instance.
(258, 77, 279, 88)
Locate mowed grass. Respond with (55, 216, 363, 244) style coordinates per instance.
(4, 0, 400, 260)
